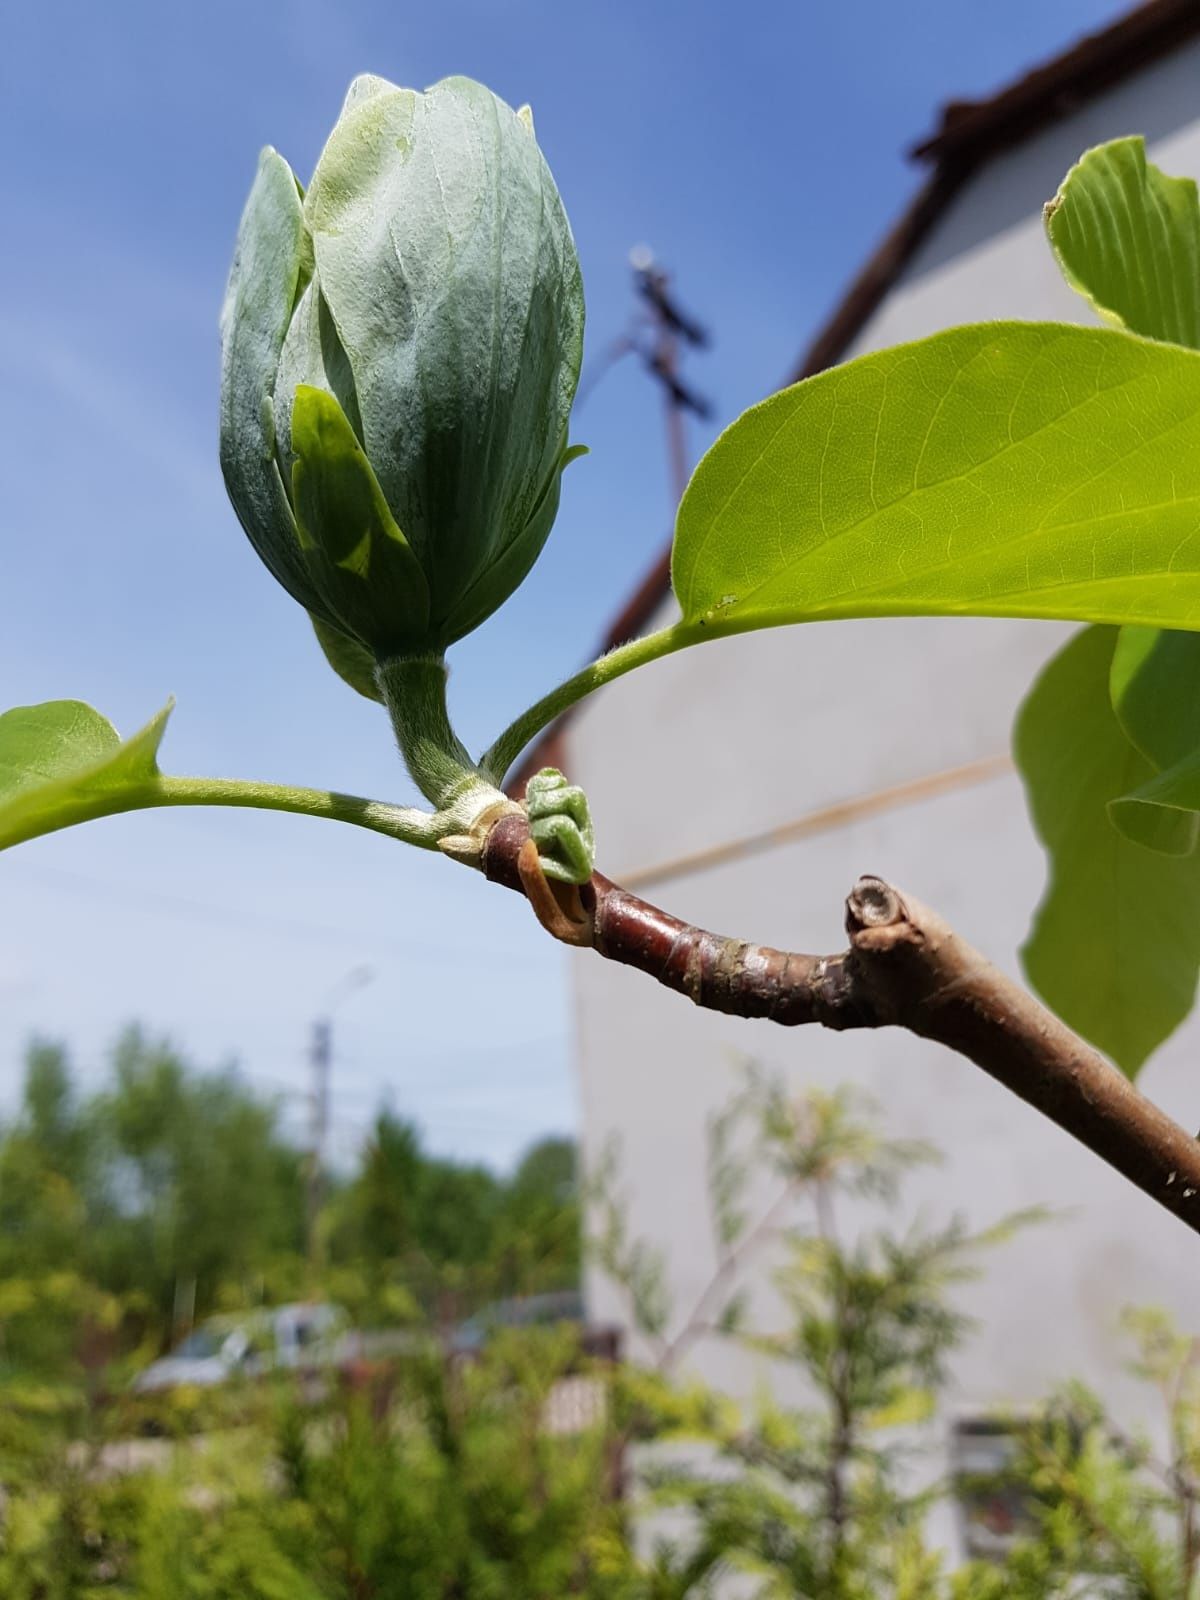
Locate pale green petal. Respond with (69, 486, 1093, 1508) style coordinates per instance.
(304, 74, 583, 644)
(219, 148, 324, 615)
(291, 385, 430, 654)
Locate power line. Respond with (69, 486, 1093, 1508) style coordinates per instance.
(615, 754, 1012, 891)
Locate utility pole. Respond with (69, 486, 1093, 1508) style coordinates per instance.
(576, 249, 712, 508)
(306, 1015, 332, 1272)
(629, 246, 712, 505)
(305, 965, 373, 1273)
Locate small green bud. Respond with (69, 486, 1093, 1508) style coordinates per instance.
(526, 767, 595, 885)
(220, 74, 585, 676)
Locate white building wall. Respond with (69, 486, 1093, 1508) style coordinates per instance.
(567, 41, 1200, 1562)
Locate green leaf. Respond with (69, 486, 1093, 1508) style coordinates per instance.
(1110, 749, 1200, 856)
(1106, 626, 1200, 852)
(1015, 626, 1200, 1075)
(1110, 625, 1200, 768)
(672, 323, 1200, 636)
(0, 698, 442, 853)
(1042, 139, 1200, 853)
(0, 700, 171, 853)
(1045, 136, 1200, 348)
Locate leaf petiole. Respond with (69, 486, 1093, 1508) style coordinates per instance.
(0, 771, 443, 856)
(480, 621, 703, 784)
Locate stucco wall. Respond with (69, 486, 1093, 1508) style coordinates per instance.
(567, 41, 1200, 1563)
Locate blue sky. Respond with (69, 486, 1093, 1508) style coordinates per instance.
(0, 0, 1129, 1167)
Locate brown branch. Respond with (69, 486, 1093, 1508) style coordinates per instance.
(482, 813, 1200, 1238)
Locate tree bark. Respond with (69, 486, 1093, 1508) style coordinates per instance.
(482, 813, 1200, 1237)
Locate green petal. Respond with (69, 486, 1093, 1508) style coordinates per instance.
(443, 440, 585, 646)
(310, 614, 384, 703)
(304, 75, 584, 638)
(290, 385, 431, 654)
(219, 149, 324, 616)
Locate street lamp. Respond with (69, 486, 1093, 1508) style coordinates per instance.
(307, 965, 374, 1269)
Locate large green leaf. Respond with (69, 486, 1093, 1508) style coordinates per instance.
(672, 322, 1200, 635)
(0, 701, 171, 853)
(1045, 136, 1200, 348)
(1041, 139, 1200, 855)
(1015, 626, 1200, 1075)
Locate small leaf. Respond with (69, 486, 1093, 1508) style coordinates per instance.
(1110, 750, 1200, 857)
(1110, 626, 1200, 768)
(0, 699, 438, 854)
(1015, 626, 1200, 1075)
(715, 1290, 748, 1338)
(0, 700, 172, 853)
(1045, 136, 1200, 348)
(865, 1387, 935, 1430)
(1107, 627, 1200, 852)
(672, 323, 1200, 637)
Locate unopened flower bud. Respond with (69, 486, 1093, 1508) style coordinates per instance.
(220, 73, 584, 683)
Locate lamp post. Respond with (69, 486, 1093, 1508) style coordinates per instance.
(306, 965, 373, 1272)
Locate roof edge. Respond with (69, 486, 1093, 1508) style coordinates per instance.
(911, 0, 1200, 164)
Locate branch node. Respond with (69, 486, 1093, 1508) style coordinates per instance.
(845, 875, 905, 933)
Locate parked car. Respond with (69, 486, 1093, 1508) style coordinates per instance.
(450, 1290, 586, 1355)
(131, 1303, 348, 1393)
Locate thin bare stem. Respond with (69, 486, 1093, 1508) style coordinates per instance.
(658, 1180, 803, 1376)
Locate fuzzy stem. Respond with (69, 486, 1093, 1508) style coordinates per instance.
(0, 776, 442, 856)
(376, 654, 493, 812)
(156, 778, 439, 845)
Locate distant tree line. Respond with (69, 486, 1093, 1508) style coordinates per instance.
(0, 1026, 579, 1378)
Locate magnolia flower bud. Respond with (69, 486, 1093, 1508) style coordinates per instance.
(219, 74, 585, 686)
